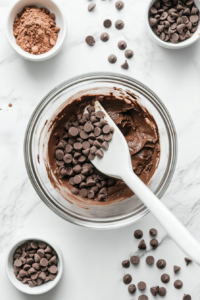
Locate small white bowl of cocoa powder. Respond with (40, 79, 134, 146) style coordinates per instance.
(6, 0, 67, 61)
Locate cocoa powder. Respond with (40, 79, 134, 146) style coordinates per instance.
(13, 6, 60, 55)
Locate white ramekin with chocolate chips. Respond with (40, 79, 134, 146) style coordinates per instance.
(6, 236, 63, 295)
(146, 0, 200, 49)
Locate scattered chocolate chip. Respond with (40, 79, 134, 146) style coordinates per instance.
(108, 54, 117, 64)
(122, 260, 130, 268)
(174, 265, 181, 273)
(174, 280, 183, 289)
(146, 256, 154, 265)
(123, 274, 132, 284)
(125, 49, 134, 59)
(130, 255, 140, 265)
(138, 281, 146, 290)
(157, 259, 166, 269)
(118, 40, 127, 50)
(134, 229, 143, 239)
(161, 274, 170, 283)
(138, 239, 146, 250)
(149, 228, 158, 236)
(121, 60, 129, 69)
(104, 19, 112, 28)
(150, 238, 158, 249)
(115, 1, 124, 10)
(88, 3, 96, 11)
(85, 35, 95, 46)
(159, 287, 167, 296)
(185, 257, 192, 265)
(150, 286, 159, 296)
(115, 19, 124, 29)
(100, 32, 109, 42)
(138, 295, 148, 300)
(128, 284, 136, 294)
(183, 295, 191, 300)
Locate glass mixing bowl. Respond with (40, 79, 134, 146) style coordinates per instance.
(24, 72, 177, 229)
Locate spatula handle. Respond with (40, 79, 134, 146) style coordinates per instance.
(122, 170, 200, 265)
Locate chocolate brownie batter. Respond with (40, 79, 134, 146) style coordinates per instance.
(45, 87, 160, 206)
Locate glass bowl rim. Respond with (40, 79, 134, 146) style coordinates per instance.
(24, 72, 178, 229)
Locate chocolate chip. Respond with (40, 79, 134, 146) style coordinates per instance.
(115, 1, 124, 10)
(88, 190, 95, 199)
(121, 60, 129, 69)
(55, 149, 64, 160)
(115, 19, 124, 29)
(96, 149, 104, 158)
(161, 274, 170, 283)
(74, 142, 82, 152)
(93, 140, 101, 148)
(185, 257, 192, 265)
(130, 255, 140, 265)
(79, 188, 88, 198)
(100, 32, 109, 42)
(95, 111, 104, 119)
(104, 133, 112, 141)
(94, 127, 102, 136)
(134, 229, 143, 239)
(63, 153, 73, 164)
(84, 121, 93, 133)
(122, 260, 130, 268)
(157, 259, 166, 269)
(98, 194, 107, 201)
(72, 175, 82, 186)
(85, 36, 95, 46)
(65, 144, 73, 153)
(108, 54, 117, 64)
(150, 238, 158, 249)
(150, 286, 159, 296)
(40, 258, 48, 267)
(138, 281, 146, 290)
(123, 274, 132, 284)
(183, 295, 191, 300)
(69, 127, 79, 137)
(138, 239, 146, 250)
(146, 256, 154, 265)
(88, 3, 96, 11)
(71, 187, 79, 195)
(159, 287, 167, 296)
(149, 228, 157, 236)
(101, 141, 109, 150)
(174, 279, 183, 289)
(128, 284, 136, 294)
(103, 19, 112, 28)
(118, 40, 127, 50)
(174, 265, 181, 273)
(138, 295, 148, 300)
(49, 265, 58, 274)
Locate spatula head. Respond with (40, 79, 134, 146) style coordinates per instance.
(86, 101, 132, 179)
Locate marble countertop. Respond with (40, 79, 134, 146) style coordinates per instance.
(1, 0, 200, 299)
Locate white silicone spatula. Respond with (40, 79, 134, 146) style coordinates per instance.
(91, 101, 200, 265)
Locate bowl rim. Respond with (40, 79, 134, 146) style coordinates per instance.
(24, 72, 178, 229)
(5, 0, 67, 61)
(5, 235, 64, 295)
(146, 0, 200, 49)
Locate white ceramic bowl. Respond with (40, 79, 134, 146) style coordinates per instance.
(5, 236, 64, 295)
(6, 0, 67, 61)
(146, 0, 200, 49)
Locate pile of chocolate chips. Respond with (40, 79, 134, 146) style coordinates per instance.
(13, 240, 58, 287)
(121, 228, 192, 299)
(149, 0, 199, 43)
(55, 104, 117, 201)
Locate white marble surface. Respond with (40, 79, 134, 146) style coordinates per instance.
(0, 0, 200, 299)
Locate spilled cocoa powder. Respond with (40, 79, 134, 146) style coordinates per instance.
(13, 6, 60, 55)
